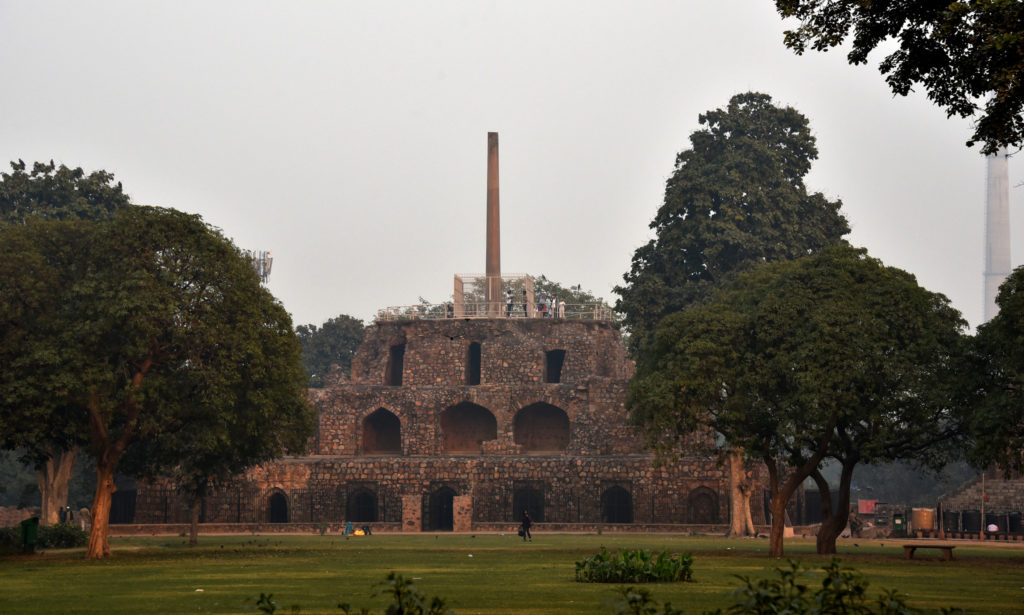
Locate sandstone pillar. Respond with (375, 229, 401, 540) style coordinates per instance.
(486, 132, 502, 316)
(453, 495, 473, 532)
(402, 495, 422, 532)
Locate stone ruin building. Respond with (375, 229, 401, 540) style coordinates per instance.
(132, 133, 766, 532)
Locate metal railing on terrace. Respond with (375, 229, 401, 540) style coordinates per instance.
(374, 273, 615, 322)
(376, 302, 614, 322)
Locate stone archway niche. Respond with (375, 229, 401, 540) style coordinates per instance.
(440, 402, 497, 453)
(362, 408, 402, 454)
(514, 403, 569, 452)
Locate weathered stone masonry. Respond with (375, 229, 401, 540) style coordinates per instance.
(136, 317, 763, 531)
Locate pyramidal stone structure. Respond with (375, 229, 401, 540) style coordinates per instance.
(133, 134, 764, 532)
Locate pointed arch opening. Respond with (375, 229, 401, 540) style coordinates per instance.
(268, 491, 289, 523)
(362, 408, 402, 454)
(688, 487, 719, 524)
(440, 402, 497, 454)
(347, 488, 378, 523)
(601, 486, 633, 524)
(514, 403, 570, 452)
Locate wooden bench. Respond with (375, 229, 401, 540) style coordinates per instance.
(903, 544, 955, 561)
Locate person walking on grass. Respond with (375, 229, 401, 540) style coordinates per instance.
(521, 510, 533, 542)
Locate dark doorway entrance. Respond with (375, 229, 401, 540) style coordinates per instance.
(513, 487, 544, 523)
(688, 487, 719, 524)
(601, 486, 633, 524)
(109, 489, 137, 524)
(427, 487, 456, 531)
(347, 489, 378, 523)
(269, 492, 289, 523)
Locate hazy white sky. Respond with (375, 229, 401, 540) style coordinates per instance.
(2, 1, 1020, 330)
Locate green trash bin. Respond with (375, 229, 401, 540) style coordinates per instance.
(20, 517, 39, 554)
(893, 513, 906, 537)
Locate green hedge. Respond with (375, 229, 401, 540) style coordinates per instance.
(575, 547, 694, 583)
(0, 521, 87, 551)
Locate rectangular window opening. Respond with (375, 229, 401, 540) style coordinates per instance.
(466, 342, 482, 385)
(386, 344, 405, 386)
(545, 349, 566, 383)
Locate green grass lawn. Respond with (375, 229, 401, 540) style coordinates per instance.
(2, 533, 1023, 614)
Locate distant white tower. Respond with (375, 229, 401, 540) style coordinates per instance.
(984, 149, 1011, 323)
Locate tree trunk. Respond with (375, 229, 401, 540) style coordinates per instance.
(727, 450, 756, 537)
(36, 445, 78, 526)
(86, 459, 117, 559)
(765, 443, 832, 558)
(768, 489, 790, 558)
(815, 460, 856, 554)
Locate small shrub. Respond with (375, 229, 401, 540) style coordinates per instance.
(608, 586, 685, 615)
(37, 522, 88, 548)
(576, 547, 694, 583)
(717, 559, 894, 615)
(0, 525, 20, 553)
(339, 572, 452, 615)
(611, 559, 962, 615)
(256, 572, 452, 614)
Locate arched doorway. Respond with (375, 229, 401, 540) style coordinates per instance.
(514, 403, 570, 452)
(513, 487, 545, 523)
(601, 486, 632, 524)
(440, 402, 497, 453)
(362, 408, 402, 454)
(427, 487, 456, 531)
(688, 487, 719, 524)
(347, 488, 378, 523)
(268, 492, 289, 523)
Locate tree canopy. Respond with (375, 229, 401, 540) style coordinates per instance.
(296, 314, 366, 387)
(775, 0, 1024, 154)
(0, 160, 131, 228)
(628, 245, 966, 556)
(0, 160, 133, 525)
(0, 206, 314, 558)
(614, 92, 849, 352)
(965, 265, 1024, 473)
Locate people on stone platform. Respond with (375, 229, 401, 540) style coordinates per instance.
(557, 298, 565, 318)
(520, 510, 533, 541)
(521, 289, 528, 317)
(506, 289, 513, 317)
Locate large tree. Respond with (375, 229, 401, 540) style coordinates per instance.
(628, 246, 965, 557)
(615, 92, 849, 354)
(774, 0, 1024, 154)
(615, 92, 849, 535)
(0, 160, 132, 525)
(966, 265, 1024, 472)
(296, 314, 365, 387)
(0, 206, 313, 558)
(0, 159, 130, 227)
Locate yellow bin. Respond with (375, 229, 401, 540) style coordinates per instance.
(912, 507, 935, 532)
